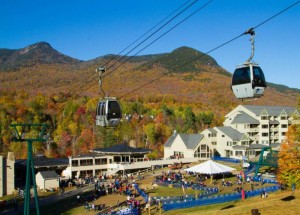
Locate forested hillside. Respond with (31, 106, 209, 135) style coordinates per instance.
(0, 42, 299, 159)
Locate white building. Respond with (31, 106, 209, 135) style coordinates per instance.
(164, 132, 213, 160)
(36, 171, 60, 190)
(66, 142, 198, 178)
(164, 105, 299, 160)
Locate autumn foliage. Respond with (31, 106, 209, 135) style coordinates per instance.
(0, 45, 299, 159)
(0, 90, 227, 159)
(277, 124, 300, 189)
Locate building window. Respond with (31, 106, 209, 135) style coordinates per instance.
(262, 124, 268, 129)
(242, 141, 249, 146)
(235, 151, 243, 156)
(174, 151, 184, 158)
(262, 140, 269, 145)
(194, 145, 212, 158)
(280, 116, 287, 120)
(211, 141, 217, 145)
(80, 159, 93, 166)
(95, 158, 107, 165)
(281, 124, 288, 128)
(222, 135, 225, 137)
(72, 160, 79, 166)
(246, 150, 254, 156)
(261, 116, 268, 120)
(262, 133, 268, 137)
(201, 153, 207, 158)
(281, 132, 286, 136)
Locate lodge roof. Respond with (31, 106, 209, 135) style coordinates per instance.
(215, 126, 244, 141)
(231, 111, 260, 124)
(18, 156, 69, 168)
(164, 132, 204, 150)
(242, 105, 297, 116)
(92, 142, 150, 155)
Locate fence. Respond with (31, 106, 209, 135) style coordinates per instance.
(162, 185, 280, 211)
(212, 156, 241, 163)
(133, 179, 280, 212)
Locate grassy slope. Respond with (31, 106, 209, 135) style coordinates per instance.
(164, 190, 300, 215)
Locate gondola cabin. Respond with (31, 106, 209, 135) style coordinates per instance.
(231, 62, 266, 99)
(96, 97, 122, 127)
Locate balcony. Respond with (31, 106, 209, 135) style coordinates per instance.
(270, 127, 278, 132)
(248, 127, 259, 132)
(270, 134, 279, 140)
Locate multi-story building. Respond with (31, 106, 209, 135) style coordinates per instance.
(164, 105, 299, 160)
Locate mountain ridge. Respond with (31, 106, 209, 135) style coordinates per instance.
(0, 42, 299, 96)
(0, 42, 82, 71)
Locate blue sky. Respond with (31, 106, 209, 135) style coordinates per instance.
(1, 0, 299, 89)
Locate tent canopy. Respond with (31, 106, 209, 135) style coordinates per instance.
(185, 160, 236, 175)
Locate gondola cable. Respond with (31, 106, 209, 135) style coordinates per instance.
(68, 0, 202, 96)
(103, 0, 213, 79)
(103, 0, 197, 67)
(76, 0, 213, 96)
(119, 1, 300, 99)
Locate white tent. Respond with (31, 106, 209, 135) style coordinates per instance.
(185, 160, 236, 174)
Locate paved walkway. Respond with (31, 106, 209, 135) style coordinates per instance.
(1, 185, 95, 215)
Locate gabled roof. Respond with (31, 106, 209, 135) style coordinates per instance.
(242, 105, 297, 117)
(38, 171, 59, 179)
(164, 133, 204, 150)
(207, 128, 217, 134)
(179, 133, 204, 150)
(164, 133, 177, 148)
(231, 111, 259, 124)
(216, 126, 244, 141)
(93, 142, 150, 155)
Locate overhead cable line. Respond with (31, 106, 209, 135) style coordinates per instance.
(78, 0, 213, 95)
(104, 0, 200, 71)
(103, 0, 213, 79)
(119, 0, 300, 99)
(73, 0, 211, 96)
(103, 0, 196, 67)
(68, 0, 200, 96)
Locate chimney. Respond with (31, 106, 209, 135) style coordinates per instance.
(173, 130, 177, 136)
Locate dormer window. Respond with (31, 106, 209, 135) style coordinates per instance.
(261, 116, 268, 120)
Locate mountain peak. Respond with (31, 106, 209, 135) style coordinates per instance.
(139, 46, 220, 73)
(0, 42, 81, 71)
(19, 42, 52, 55)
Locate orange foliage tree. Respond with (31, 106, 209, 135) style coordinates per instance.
(277, 124, 300, 189)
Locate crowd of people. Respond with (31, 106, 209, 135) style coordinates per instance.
(60, 174, 143, 213)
